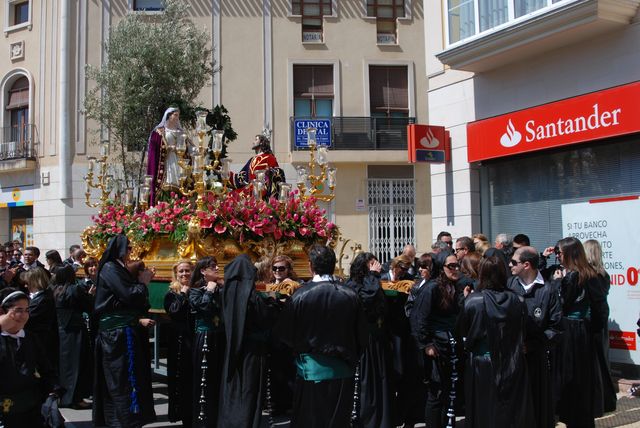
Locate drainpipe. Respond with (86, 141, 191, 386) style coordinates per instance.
(59, 0, 71, 199)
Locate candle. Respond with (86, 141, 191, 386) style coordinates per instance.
(307, 128, 317, 148)
(296, 166, 308, 184)
(327, 167, 337, 187)
(317, 147, 328, 165)
(279, 183, 291, 201)
(221, 159, 230, 180)
(124, 188, 134, 206)
(192, 154, 203, 174)
(84, 178, 91, 194)
(255, 170, 266, 184)
(87, 156, 96, 173)
(140, 185, 150, 204)
(100, 143, 109, 157)
(213, 130, 224, 154)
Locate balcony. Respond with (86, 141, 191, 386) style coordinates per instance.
(438, 0, 640, 73)
(290, 116, 415, 151)
(0, 124, 37, 172)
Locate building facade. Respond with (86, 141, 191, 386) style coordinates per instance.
(425, 0, 640, 373)
(0, 0, 431, 264)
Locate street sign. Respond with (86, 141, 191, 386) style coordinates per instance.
(294, 119, 332, 148)
(407, 124, 449, 163)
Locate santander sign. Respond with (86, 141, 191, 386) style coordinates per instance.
(468, 81, 640, 162)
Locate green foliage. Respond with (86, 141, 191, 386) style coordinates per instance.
(84, 0, 214, 187)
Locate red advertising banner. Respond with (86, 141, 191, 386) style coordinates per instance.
(610, 330, 637, 351)
(407, 125, 450, 163)
(467, 81, 640, 162)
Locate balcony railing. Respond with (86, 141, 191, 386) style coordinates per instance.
(0, 124, 37, 161)
(290, 116, 415, 151)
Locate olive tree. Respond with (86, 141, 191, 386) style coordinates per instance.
(84, 0, 214, 187)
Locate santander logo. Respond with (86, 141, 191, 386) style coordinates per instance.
(420, 128, 440, 148)
(500, 119, 522, 147)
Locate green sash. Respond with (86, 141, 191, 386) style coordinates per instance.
(98, 312, 138, 331)
(296, 353, 354, 383)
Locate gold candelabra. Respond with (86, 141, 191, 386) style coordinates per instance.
(296, 128, 336, 202)
(84, 142, 115, 208)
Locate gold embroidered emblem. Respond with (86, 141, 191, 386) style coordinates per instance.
(2, 398, 13, 413)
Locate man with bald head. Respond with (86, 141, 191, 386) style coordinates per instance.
(507, 246, 562, 428)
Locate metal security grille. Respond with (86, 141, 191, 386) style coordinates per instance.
(368, 178, 415, 263)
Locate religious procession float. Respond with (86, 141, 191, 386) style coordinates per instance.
(81, 108, 345, 300)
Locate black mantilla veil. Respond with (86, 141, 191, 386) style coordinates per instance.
(221, 253, 256, 381)
(96, 234, 129, 285)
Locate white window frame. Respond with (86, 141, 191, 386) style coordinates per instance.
(443, 0, 579, 47)
(363, 60, 415, 118)
(127, 0, 164, 14)
(3, 0, 32, 36)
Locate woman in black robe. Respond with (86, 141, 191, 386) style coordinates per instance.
(459, 256, 534, 428)
(218, 254, 282, 428)
(51, 264, 94, 408)
(23, 267, 59, 372)
(0, 288, 61, 428)
(554, 237, 616, 428)
(93, 234, 156, 427)
(188, 256, 224, 428)
(163, 259, 195, 427)
(410, 254, 465, 428)
(345, 252, 393, 428)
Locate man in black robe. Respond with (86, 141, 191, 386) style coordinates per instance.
(507, 246, 562, 428)
(93, 234, 156, 427)
(276, 245, 367, 428)
(218, 254, 282, 428)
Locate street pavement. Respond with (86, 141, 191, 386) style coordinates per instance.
(60, 379, 640, 427)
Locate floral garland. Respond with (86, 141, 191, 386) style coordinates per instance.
(90, 190, 338, 246)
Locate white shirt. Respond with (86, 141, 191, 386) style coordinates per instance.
(518, 271, 545, 293)
(312, 274, 336, 282)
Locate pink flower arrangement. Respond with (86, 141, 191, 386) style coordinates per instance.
(91, 190, 337, 246)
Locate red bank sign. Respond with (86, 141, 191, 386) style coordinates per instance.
(467, 81, 640, 162)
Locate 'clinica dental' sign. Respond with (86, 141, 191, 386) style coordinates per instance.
(466, 81, 640, 162)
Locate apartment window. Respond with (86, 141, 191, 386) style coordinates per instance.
(292, 0, 332, 42)
(293, 65, 333, 117)
(367, 0, 405, 44)
(13, 1, 28, 25)
(7, 77, 29, 143)
(447, 0, 569, 45)
(132, 0, 164, 11)
(4, 0, 31, 32)
(369, 66, 408, 118)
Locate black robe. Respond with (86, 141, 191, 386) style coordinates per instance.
(556, 271, 616, 427)
(276, 277, 368, 428)
(25, 288, 59, 372)
(0, 331, 59, 428)
(410, 279, 465, 428)
(55, 282, 95, 406)
(346, 272, 393, 428)
(188, 285, 225, 428)
(164, 289, 194, 427)
(93, 235, 156, 428)
(218, 254, 282, 428)
(507, 276, 562, 428)
(459, 290, 534, 428)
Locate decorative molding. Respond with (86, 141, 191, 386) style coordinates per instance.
(9, 40, 24, 60)
(437, 0, 640, 73)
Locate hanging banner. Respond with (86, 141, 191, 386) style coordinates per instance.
(561, 196, 640, 365)
(407, 124, 450, 163)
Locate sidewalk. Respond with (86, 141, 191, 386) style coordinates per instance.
(60, 381, 640, 427)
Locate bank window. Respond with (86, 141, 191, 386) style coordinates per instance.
(447, 0, 566, 45)
(367, 0, 405, 44)
(294, 65, 333, 118)
(292, 0, 332, 43)
(369, 65, 408, 118)
(131, 0, 164, 11)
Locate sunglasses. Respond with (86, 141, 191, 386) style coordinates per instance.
(445, 263, 460, 270)
(554, 246, 562, 256)
(272, 266, 287, 272)
(510, 259, 524, 266)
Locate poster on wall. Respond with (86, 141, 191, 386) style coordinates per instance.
(25, 218, 33, 247)
(11, 219, 26, 246)
(562, 197, 640, 366)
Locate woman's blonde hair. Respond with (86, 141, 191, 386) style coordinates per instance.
(170, 260, 194, 293)
(24, 267, 49, 292)
(584, 239, 606, 277)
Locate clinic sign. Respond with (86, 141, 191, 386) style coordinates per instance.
(294, 119, 332, 148)
(467, 81, 640, 162)
(562, 196, 640, 365)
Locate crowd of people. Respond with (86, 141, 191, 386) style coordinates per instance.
(0, 231, 618, 428)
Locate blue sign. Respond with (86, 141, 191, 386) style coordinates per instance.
(415, 149, 446, 163)
(294, 119, 332, 148)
